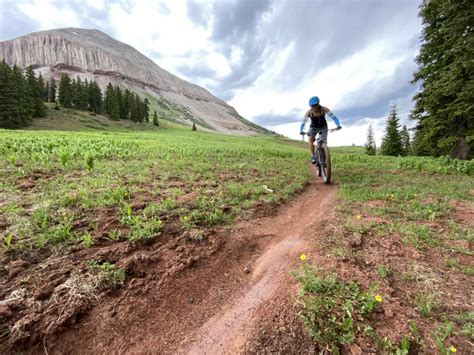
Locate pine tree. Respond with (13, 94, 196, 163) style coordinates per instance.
(381, 104, 403, 156)
(12, 65, 34, 126)
(121, 89, 131, 119)
(25, 66, 46, 117)
(0, 61, 19, 128)
(105, 83, 119, 120)
(152, 111, 159, 126)
(400, 125, 411, 156)
(365, 124, 377, 155)
(411, 0, 473, 159)
(58, 74, 73, 108)
(88, 81, 102, 114)
(49, 78, 57, 103)
(143, 98, 150, 122)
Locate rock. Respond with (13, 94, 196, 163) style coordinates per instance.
(244, 267, 251, 274)
(7, 260, 28, 278)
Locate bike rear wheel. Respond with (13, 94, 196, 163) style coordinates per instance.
(319, 143, 331, 184)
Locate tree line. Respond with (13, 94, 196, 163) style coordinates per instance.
(0, 60, 46, 128)
(0, 62, 159, 129)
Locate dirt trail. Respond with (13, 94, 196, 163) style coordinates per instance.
(45, 171, 336, 353)
(185, 181, 335, 354)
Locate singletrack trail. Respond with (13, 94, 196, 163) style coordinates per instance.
(184, 177, 336, 353)
(47, 170, 336, 353)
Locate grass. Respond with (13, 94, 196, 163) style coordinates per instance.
(0, 125, 310, 256)
(294, 262, 383, 354)
(296, 147, 473, 353)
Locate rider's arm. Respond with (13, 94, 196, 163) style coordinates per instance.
(323, 107, 341, 127)
(327, 111, 341, 127)
(299, 112, 309, 133)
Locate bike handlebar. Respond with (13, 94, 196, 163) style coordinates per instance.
(301, 127, 341, 135)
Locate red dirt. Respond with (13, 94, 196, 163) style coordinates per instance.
(5, 167, 333, 353)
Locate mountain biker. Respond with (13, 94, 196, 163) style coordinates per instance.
(300, 96, 342, 163)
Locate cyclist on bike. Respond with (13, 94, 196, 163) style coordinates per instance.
(300, 96, 342, 163)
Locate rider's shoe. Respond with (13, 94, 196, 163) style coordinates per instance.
(311, 155, 317, 164)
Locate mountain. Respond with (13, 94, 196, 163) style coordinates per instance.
(0, 28, 265, 135)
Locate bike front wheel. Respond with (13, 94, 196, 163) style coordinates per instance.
(319, 143, 331, 184)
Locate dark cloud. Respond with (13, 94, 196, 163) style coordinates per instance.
(186, 1, 209, 28)
(176, 62, 217, 79)
(207, 0, 274, 99)
(334, 58, 418, 126)
(252, 108, 300, 126)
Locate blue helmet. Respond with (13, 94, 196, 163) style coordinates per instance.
(309, 96, 320, 106)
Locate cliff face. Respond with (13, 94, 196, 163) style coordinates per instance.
(0, 28, 264, 135)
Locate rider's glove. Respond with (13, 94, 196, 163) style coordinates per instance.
(300, 131, 305, 136)
(337, 126, 342, 130)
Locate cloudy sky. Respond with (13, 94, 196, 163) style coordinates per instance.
(0, 0, 423, 146)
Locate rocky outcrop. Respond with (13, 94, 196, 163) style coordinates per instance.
(0, 28, 264, 135)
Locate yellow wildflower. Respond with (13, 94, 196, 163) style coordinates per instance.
(449, 346, 457, 353)
(299, 254, 307, 261)
(356, 214, 362, 220)
(374, 294, 383, 303)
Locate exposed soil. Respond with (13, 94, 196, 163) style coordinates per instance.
(1, 166, 335, 353)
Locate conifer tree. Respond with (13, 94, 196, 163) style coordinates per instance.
(411, 0, 473, 159)
(152, 111, 159, 126)
(0, 61, 19, 128)
(48, 78, 57, 103)
(143, 98, 150, 122)
(400, 125, 411, 156)
(88, 81, 102, 114)
(365, 123, 377, 156)
(58, 74, 73, 108)
(381, 104, 403, 156)
(121, 89, 131, 119)
(12, 65, 34, 126)
(105, 83, 119, 120)
(25, 66, 46, 117)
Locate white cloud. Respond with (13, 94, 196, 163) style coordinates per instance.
(16, 0, 82, 29)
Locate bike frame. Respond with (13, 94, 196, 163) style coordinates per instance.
(302, 128, 338, 184)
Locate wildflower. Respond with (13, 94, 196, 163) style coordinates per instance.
(374, 294, 383, 303)
(449, 346, 457, 353)
(356, 214, 362, 220)
(299, 254, 307, 261)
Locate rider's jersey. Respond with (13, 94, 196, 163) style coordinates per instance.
(300, 105, 341, 132)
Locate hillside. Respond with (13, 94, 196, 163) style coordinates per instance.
(0, 28, 266, 135)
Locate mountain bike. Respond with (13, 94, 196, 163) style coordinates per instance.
(303, 128, 339, 184)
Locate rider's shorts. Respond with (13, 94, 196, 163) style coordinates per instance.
(308, 125, 328, 142)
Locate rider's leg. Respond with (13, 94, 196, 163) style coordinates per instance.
(309, 136, 316, 157)
(320, 128, 328, 144)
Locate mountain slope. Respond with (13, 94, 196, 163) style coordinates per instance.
(0, 28, 265, 135)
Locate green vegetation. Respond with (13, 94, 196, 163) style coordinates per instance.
(88, 260, 126, 290)
(0, 61, 46, 128)
(296, 146, 473, 353)
(0, 127, 309, 256)
(365, 123, 376, 156)
(411, 0, 473, 159)
(380, 104, 405, 156)
(294, 263, 382, 354)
